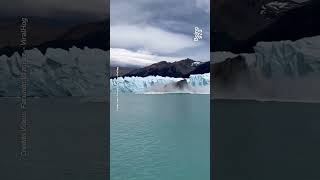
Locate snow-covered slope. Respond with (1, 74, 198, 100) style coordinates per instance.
(0, 47, 107, 96)
(110, 73, 210, 94)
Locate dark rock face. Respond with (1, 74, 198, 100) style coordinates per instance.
(0, 17, 75, 50)
(185, 61, 210, 77)
(174, 79, 189, 90)
(35, 21, 109, 53)
(110, 66, 137, 78)
(212, 55, 250, 86)
(211, 0, 320, 53)
(123, 59, 210, 78)
(260, 0, 305, 19)
(0, 20, 109, 56)
(212, 0, 271, 41)
(124, 58, 195, 78)
(249, 1, 320, 44)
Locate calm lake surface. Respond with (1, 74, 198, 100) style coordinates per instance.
(212, 100, 320, 180)
(0, 97, 108, 180)
(111, 94, 210, 180)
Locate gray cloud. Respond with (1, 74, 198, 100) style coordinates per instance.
(195, 0, 210, 13)
(110, 0, 210, 63)
(111, 0, 209, 26)
(111, 25, 199, 54)
(111, 48, 185, 67)
(1, 0, 210, 64)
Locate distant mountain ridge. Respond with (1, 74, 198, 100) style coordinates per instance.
(0, 20, 109, 56)
(110, 66, 137, 78)
(35, 21, 109, 53)
(211, 0, 318, 53)
(113, 58, 210, 78)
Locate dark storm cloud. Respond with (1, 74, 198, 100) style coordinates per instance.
(111, 0, 209, 32)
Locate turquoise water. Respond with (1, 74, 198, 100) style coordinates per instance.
(111, 94, 210, 180)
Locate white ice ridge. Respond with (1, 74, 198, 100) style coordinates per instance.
(254, 36, 320, 77)
(110, 73, 210, 94)
(0, 47, 108, 96)
(212, 36, 320, 102)
(212, 36, 320, 77)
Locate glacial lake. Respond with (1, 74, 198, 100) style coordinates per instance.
(110, 94, 210, 180)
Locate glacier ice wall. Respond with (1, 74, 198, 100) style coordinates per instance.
(213, 35, 320, 102)
(254, 36, 320, 77)
(110, 73, 210, 94)
(0, 47, 107, 97)
(211, 36, 320, 75)
(0, 46, 209, 96)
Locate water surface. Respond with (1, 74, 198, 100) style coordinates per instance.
(111, 94, 210, 180)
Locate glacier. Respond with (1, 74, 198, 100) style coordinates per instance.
(213, 35, 320, 102)
(1, 34, 319, 98)
(110, 73, 210, 94)
(0, 45, 209, 96)
(0, 47, 108, 97)
(254, 36, 320, 77)
(213, 36, 320, 77)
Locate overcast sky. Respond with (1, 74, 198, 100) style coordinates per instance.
(1, 0, 209, 67)
(110, 0, 210, 67)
